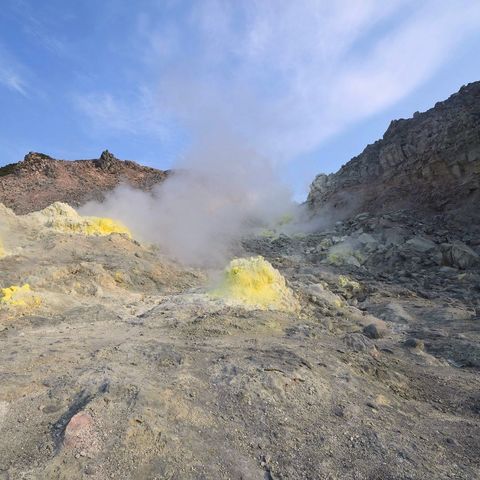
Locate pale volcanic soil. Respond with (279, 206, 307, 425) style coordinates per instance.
(0, 204, 479, 480)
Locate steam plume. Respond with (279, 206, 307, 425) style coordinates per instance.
(81, 132, 294, 266)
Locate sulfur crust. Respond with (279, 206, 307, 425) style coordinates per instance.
(0, 284, 41, 309)
(28, 202, 131, 237)
(213, 256, 299, 312)
(338, 275, 361, 291)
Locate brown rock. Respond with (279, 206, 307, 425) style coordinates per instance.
(0, 150, 169, 214)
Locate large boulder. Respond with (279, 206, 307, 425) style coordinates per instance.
(405, 236, 437, 253)
(441, 241, 480, 269)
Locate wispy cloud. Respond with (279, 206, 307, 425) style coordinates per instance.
(73, 88, 170, 140)
(0, 45, 28, 96)
(7, 0, 69, 57)
(74, 0, 480, 159)
(179, 0, 480, 158)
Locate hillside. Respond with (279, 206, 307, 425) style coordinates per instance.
(307, 81, 480, 221)
(0, 150, 168, 214)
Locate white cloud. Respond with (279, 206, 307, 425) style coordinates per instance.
(8, 0, 70, 57)
(0, 69, 27, 96)
(75, 0, 480, 159)
(153, 0, 480, 158)
(73, 88, 170, 139)
(0, 46, 28, 96)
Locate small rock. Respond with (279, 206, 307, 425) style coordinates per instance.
(84, 465, 96, 475)
(358, 233, 377, 245)
(64, 411, 95, 449)
(305, 283, 343, 309)
(439, 266, 457, 274)
(374, 302, 413, 324)
(405, 338, 425, 350)
(446, 437, 459, 446)
(363, 323, 384, 339)
(343, 333, 374, 352)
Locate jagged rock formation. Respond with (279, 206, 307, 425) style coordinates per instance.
(0, 150, 168, 214)
(307, 81, 480, 220)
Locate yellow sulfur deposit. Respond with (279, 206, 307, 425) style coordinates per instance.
(29, 202, 131, 237)
(78, 217, 131, 237)
(338, 275, 361, 292)
(212, 256, 299, 312)
(0, 284, 41, 310)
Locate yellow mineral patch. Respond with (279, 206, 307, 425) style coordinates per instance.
(338, 275, 361, 292)
(0, 284, 41, 310)
(80, 217, 131, 237)
(376, 394, 390, 406)
(28, 202, 131, 237)
(114, 271, 126, 284)
(277, 213, 293, 226)
(212, 256, 299, 312)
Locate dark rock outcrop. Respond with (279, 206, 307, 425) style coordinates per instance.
(307, 81, 480, 221)
(0, 150, 168, 214)
(95, 149, 122, 172)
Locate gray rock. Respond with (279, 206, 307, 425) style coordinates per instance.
(406, 236, 437, 253)
(316, 237, 333, 251)
(304, 284, 343, 309)
(439, 266, 458, 274)
(343, 333, 375, 352)
(358, 233, 377, 245)
(358, 233, 379, 253)
(372, 302, 413, 324)
(405, 338, 425, 350)
(441, 241, 479, 269)
(363, 323, 383, 339)
(326, 241, 364, 267)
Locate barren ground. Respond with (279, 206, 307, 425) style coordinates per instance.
(0, 206, 479, 480)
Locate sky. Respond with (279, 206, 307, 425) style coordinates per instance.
(1, 0, 480, 201)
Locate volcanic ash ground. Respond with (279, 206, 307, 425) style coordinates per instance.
(0, 202, 479, 480)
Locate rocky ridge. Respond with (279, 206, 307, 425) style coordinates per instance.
(0, 150, 168, 214)
(307, 81, 480, 221)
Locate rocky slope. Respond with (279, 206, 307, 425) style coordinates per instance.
(307, 81, 480, 221)
(1, 198, 479, 479)
(0, 150, 168, 214)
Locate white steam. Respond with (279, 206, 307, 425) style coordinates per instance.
(80, 132, 294, 266)
(80, 1, 480, 264)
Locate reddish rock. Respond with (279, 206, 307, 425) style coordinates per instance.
(0, 150, 169, 214)
(63, 411, 95, 449)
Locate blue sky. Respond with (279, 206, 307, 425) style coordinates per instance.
(1, 0, 480, 200)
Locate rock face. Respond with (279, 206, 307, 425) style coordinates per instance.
(307, 81, 480, 220)
(0, 150, 168, 214)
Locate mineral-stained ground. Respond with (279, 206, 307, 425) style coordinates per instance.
(0, 200, 479, 480)
(1, 82, 480, 480)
